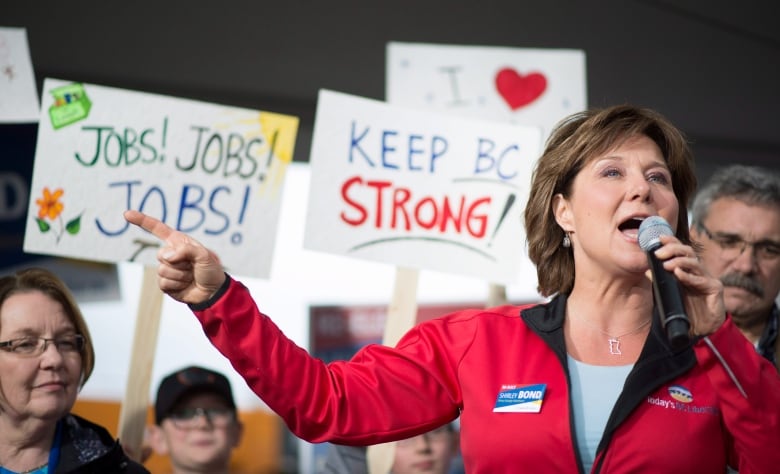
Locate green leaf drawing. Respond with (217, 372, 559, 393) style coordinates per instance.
(36, 218, 51, 232)
(65, 215, 81, 235)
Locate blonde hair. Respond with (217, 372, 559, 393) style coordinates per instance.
(0, 267, 95, 385)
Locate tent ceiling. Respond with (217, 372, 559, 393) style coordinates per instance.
(5, 0, 778, 181)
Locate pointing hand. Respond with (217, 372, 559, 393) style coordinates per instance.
(124, 210, 226, 304)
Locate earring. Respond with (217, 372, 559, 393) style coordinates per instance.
(562, 233, 571, 248)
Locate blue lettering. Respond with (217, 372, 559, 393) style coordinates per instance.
(95, 180, 140, 236)
(177, 184, 206, 233)
(474, 138, 520, 180)
(430, 136, 447, 172)
(205, 186, 231, 235)
(381, 130, 399, 170)
(407, 134, 424, 172)
(349, 121, 373, 166)
(497, 144, 519, 180)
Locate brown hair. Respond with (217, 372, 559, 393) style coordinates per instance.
(0, 267, 95, 385)
(525, 105, 697, 297)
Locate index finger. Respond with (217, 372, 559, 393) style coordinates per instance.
(124, 210, 174, 242)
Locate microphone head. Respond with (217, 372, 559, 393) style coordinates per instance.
(638, 216, 674, 251)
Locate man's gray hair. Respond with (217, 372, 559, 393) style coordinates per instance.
(690, 164, 780, 227)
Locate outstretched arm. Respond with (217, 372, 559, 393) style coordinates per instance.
(123, 210, 226, 304)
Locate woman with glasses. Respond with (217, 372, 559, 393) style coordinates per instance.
(0, 267, 148, 474)
(124, 105, 780, 473)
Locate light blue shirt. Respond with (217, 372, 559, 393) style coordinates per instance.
(567, 356, 633, 472)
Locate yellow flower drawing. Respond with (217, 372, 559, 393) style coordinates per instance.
(36, 187, 65, 220)
(34, 187, 82, 243)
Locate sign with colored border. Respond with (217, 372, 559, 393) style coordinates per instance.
(24, 79, 299, 278)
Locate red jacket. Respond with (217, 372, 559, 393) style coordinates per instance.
(192, 277, 780, 473)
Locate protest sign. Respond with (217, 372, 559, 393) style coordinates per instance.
(387, 42, 586, 140)
(379, 44, 586, 471)
(0, 27, 40, 123)
(304, 89, 542, 284)
(385, 41, 588, 300)
(24, 79, 299, 279)
(24, 78, 299, 456)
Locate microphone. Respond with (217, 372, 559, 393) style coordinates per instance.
(638, 216, 690, 350)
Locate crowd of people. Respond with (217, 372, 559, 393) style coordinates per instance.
(1, 104, 778, 473)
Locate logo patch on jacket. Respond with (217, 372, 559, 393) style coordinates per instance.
(493, 383, 546, 413)
(668, 385, 693, 403)
(646, 384, 719, 416)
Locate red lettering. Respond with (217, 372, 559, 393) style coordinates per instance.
(466, 197, 491, 237)
(391, 187, 412, 230)
(338, 176, 492, 238)
(365, 180, 392, 228)
(414, 197, 438, 230)
(340, 176, 367, 226)
(439, 196, 464, 234)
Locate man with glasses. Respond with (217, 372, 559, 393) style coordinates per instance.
(690, 164, 780, 371)
(148, 366, 244, 474)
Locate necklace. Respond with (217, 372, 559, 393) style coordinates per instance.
(574, 316, 652, 355)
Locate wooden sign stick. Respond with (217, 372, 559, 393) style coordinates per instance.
(367, 266, 420, 474)
(117, 265, 164, 461)
(487, 283, 508, 308)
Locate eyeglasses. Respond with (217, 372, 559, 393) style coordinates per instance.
(396, 426, 453, 448)
(0, 335, 85, 357)
(699, 223, 780, 262)
(167, 407, 236, 429)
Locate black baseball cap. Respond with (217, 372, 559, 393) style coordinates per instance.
(155, 366, 236, 424)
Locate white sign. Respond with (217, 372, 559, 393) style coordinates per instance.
(304, 90, 542, 283)
(0, 27, 40, 123)
(387, 42, 586, 139)
(24, 79, 299, 278)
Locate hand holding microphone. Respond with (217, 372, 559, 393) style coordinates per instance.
(638, 216, 691, 350)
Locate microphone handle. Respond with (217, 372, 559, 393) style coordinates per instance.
(647, 250, 691, 350)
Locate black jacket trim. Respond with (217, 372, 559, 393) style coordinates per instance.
(188, 272, 231, 311)
(520, 294, 697, 474)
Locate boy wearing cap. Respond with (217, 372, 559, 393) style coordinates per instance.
(148, 366, 244, 474)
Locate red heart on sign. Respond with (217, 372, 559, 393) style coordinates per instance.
(495, 68, 547, 110)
